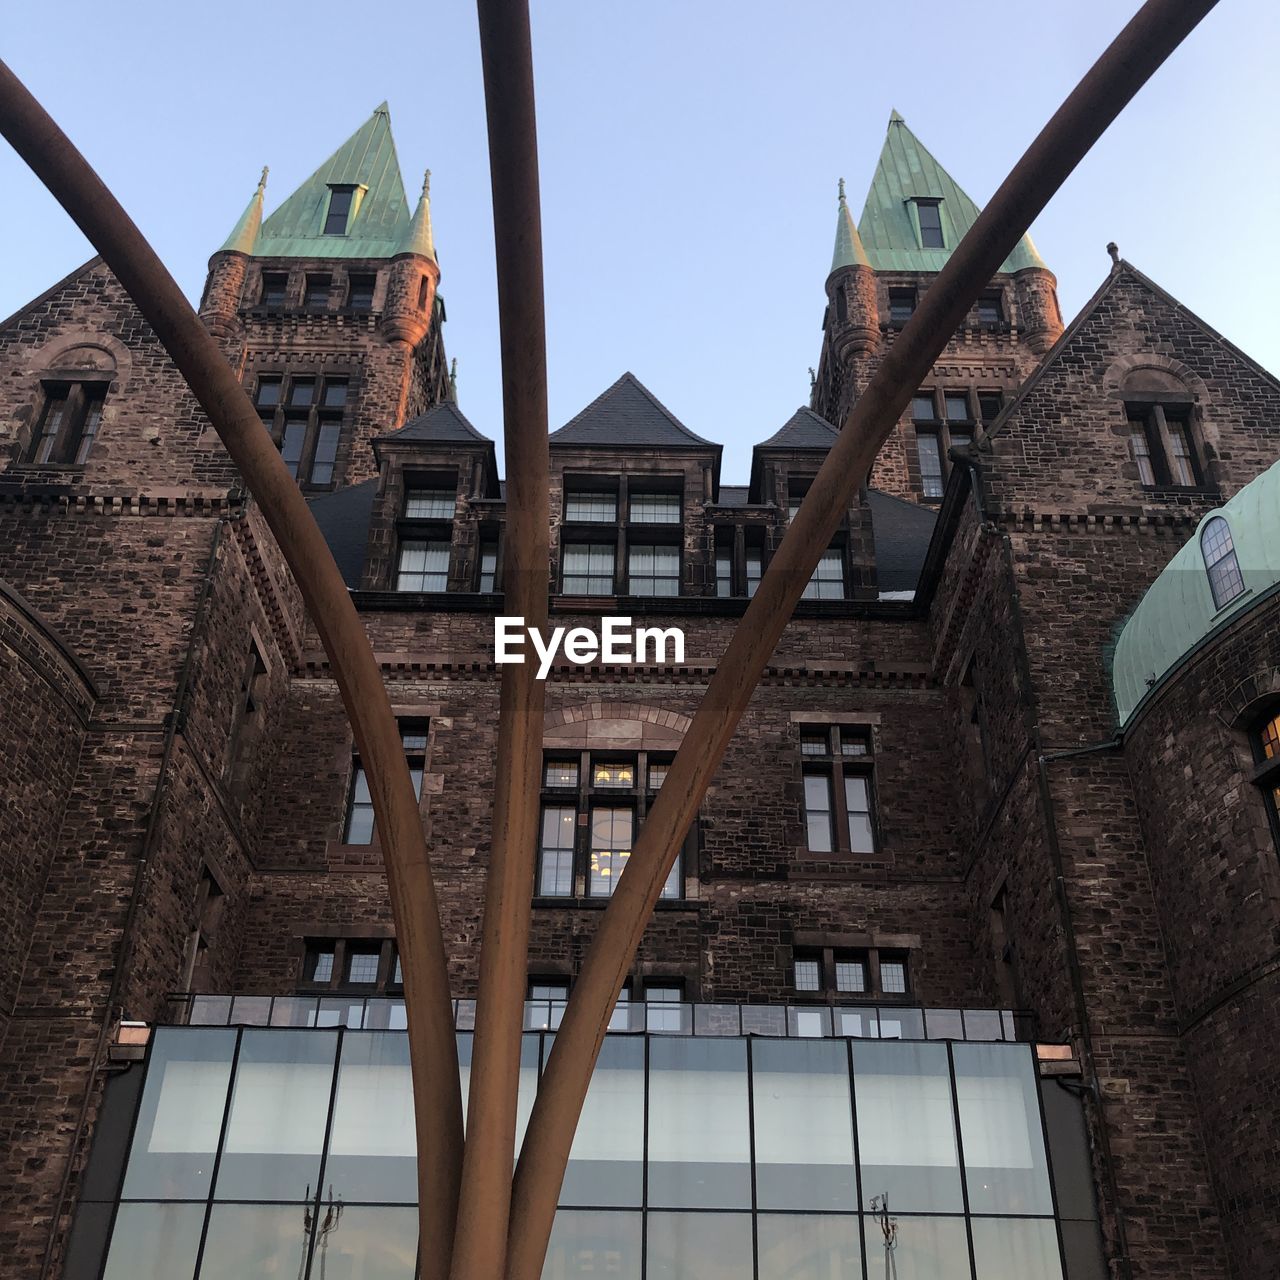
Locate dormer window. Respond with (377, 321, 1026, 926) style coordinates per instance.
(916, 199, 944, 249)
(324, 185, 358, 236)
(1201, 517, 1245, 610)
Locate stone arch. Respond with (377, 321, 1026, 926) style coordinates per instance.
(1222, 665, 1280, 729)
(32, 331, 130, 387)
(543, 700, 691, 749)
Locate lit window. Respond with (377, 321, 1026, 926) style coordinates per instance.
(916, 200, 944, 249)
(396, 540, 450, 592)
(325, 186, 356, 236)
(28, 381, 107, 465)
(344, 724, 426, 844)
(593, 761, 635, 789)
(404, 489, 456, 519)
(803, 549, 845, 600)
(563, 542, 615, 595)
(545, 760, 579, 788)
(1253, 709, 1280, 853)
(538, 806, 576, 896)
(628, 544, 680, 596)
(1201, 517, 1245, 609)
(564, 491, 617, 523)
(629, 492, 681, 524)
(589, 807, 633, 896)
(916, 431, 944, 498)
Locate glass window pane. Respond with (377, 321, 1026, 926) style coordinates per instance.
(752, 1040, 856, 1210)
(545, 760, 579, 788)
(845, 775, 875, 854)
(912, 394, 936, 421)
(917, 431, 944, 498)
(542, 1210, 642, 1280)
(629, 492, 681, 523)
(589, 807, 633, 896)
(561, 1036, 644, 1206)
(565, 492, 617, 522)
(803, 548, 844, 600)
(969, 1217, 1064, 1280)
(305, 1205, 417, 1280)
(804, 774, 833, 852)
(944, 392, 969, 421)
(647, 1039, 751, 1208)
(101, 1201, 203, 1280)
(645, 1212, 753, 1280)
(794, 958, 821, 991)
(404, 488, 455, 519)
(836, 959, 867, 993)
(325, 1032, 416, 1202)
(745, 549, 762, 596)
(120, 1027, 236, 1199)
(953, 1043, 1055, 1214)
(853, 1040, 964, 1212)
(757, 1214, 862, 1280)
(881, 960, 908, 994)
(198, 1204, 317, 1280)
(863, 1214, 971, 1280)
(593, 762, 634, 788)
(540, 805, 577, 897)
(563, 542, 615, 594)
(214, 1029, 337, 1202)
(346, 949, 381, 985)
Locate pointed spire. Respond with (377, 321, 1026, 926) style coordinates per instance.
(830, 176, 871, 274)
(399, 168, 436, 260)
(219, 166, 268, 255)
(448, 357, 458, 402)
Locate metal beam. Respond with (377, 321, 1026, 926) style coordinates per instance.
(502, 1, 1219, 1275)
(448, 1, 551, 1275)
(0, 60, 465, 1280)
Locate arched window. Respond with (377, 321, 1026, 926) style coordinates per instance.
(1201, 516, 1245, 610)
(1251, 706, 1280, 854)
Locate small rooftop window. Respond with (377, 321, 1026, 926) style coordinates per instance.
(324, 185, 357, 236)
(916, 199, 944, 249)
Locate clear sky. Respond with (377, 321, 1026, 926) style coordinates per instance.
(1, 1, 1276, 482)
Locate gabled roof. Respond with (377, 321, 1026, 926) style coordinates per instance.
(379, 400, 491, 445)
(757, 407, 839, 450)
(549, 373, 717, 449)
(0, 257, 106, 333)
(857, 110, 1045, 275)
(255, 104, 411, 259)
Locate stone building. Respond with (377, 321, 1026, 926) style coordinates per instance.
(0, 104, 1277, 1280)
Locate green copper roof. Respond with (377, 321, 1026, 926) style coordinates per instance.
(857, 111, 1046, 274)
(830, 177, 871, 274)
(398, 170, 436, 260)
(220, 167, 268, 254)
(1112, 458, 1280, 725)
(254, 103, 411, 259)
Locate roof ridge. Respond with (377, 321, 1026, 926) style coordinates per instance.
(550, 372, 716, 447)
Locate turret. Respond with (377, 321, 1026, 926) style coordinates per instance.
(825, 177, 880, 364)
(200, 166, 267, 342)
(1009, 238, 1065, 354)
(383, 170, 440, 347)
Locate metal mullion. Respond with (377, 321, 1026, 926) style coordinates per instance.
(300, 1025, 346, 1280)
(745, 1039, 760, 1280)
(830, 758, 852, 855)
(1025, 1040, 1072, 1280)
(616, 475, 629, 594)
(945, 1041, 979, 1280)
(190, 1026, 244, 1280)
(846, 1037, 870, 1280)
(641, 1032, 650, 1279)
(576, 752, 590, 897)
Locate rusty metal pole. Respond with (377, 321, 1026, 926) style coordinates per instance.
(503, 1, 1220, 1275)
(0, 62, 465, 1280)
(448, 1, 551, 1276)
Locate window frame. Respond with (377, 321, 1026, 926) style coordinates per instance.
(28, 380, 109, 466)
(536, 749, 686, 901)
(791, 945, 910, 1002)
(1249, 705, 1280, 856)
(342, 721, 428, 846)
(911, 388, 976, 500)
(298, 937, 401, 996)
(395, 474, 458, 593)
(914, 199, 945, 249)
(253, 372, 349, 490)
(798, 724, 879, 856)
(1125, 400, 1204, 490)
(888, 287, 917, 326)
(1201, 516, 1246, 611)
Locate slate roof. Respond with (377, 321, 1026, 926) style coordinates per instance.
(757, 407, 840, 450)
(717, 485, 750, 507)
(308, 479, 377, 589)
(254, 104, 412, 259)
(868, 488, 937, 594)
(549, 373, 717, 449)
(858, 111, 1045, 275)
(378, 401, 491, 444)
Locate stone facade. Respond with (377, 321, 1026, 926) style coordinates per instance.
(0, 114, 1278, 1280)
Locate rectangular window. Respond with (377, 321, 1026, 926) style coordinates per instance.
(1128, 404, 1200, 488)
(880, 955, 909, 995)
(404, 488, 456, 519)
(715, 551, 732, 598)
(916, 200, 944, 249)
(347, 273, 375, 309)
(794, 957, 822, 992)
(304, 274, 331, 309)
(345, 946, 381, 986)
(802, 548, 845, 600)
(788, 945, 906, 1001)
(255, 373, 348, 488)
(1129, 418, 1156, 486)
(479, 539, 499, 593)
(29, 381, 107, 465)
(1165, 412, 1199, 486)
(976, 293, 1002, 325)
(889, 288, 917, 325)
(917, 431, 945, 498)
(527, 979, 568, 1031)
(564, 491, 618, 523)
(835, 955, 868, 993)
(628, 544, 680, 596)
(300, 938, 401, 995)
(537, 751, 683, 902)
(798, 724, 879, 855)
(978, 391, 1003, 424)
(628, 492, 681, 524)
(943, 392, 970, 422)
(745, 547, 763, 597)
(563, 542, 615, 595)
(325, 186, 356, 236)
(260, 272, 288, 306)
(912, 392, 937, 421)
(395, 539, 450, 592)
(344, 724, 427, 844)
(645, 982, 685, 1032)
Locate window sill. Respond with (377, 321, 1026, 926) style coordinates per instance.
(533, 896, 699, 911)
(1139, 483, 1222, 500)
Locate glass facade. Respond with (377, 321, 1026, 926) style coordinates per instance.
(81, 1026, 1084, 1280)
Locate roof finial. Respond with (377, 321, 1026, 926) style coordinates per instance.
(422, 168, 431, 199)
(808, 366, 817, 390)
(1106, 241, 1120, 268)
(257, 165, 269, 194)
(837, 177, 846, 206)
(448, 357, 458, 402)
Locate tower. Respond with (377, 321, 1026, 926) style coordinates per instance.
(197, 104, 449, 492)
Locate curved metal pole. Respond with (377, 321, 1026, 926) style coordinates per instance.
(503, 1, 1219, 1274)
(0, 62, 464, 1280)
(448, 1, 551, 1276)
